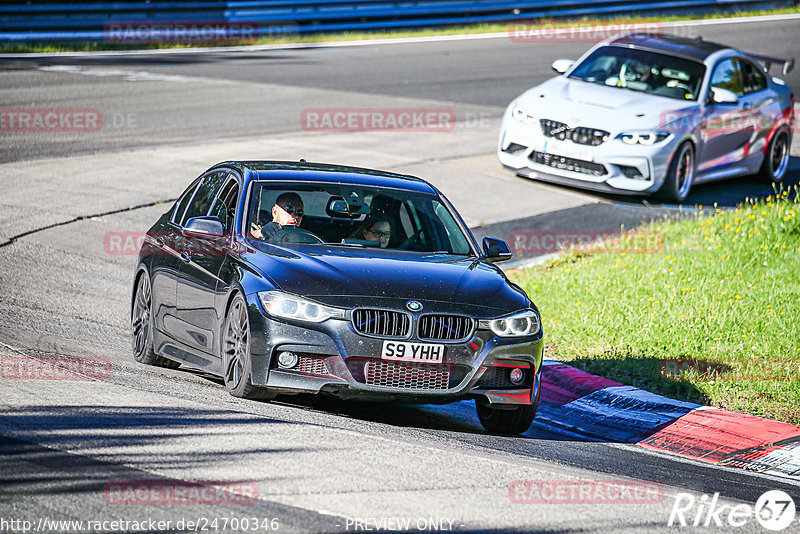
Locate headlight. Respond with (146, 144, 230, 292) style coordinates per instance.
(511, 103, 536, 125)
(617, 131, 671, 145)
(258, 291, 345, 323)
(479, 310, 540, 337)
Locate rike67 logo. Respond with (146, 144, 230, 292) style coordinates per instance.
(669, 490, 796, 531)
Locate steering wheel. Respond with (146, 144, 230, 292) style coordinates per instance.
(398, 231, 425, 251)
(267, 226, 324, 244)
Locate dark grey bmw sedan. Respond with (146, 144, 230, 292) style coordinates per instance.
(132, 161, 543, 434)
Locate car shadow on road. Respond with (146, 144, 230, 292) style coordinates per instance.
(265, 393, 580, 442)
(549, 156, 800, 209)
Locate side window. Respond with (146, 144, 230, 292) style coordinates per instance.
(740, 59, 767, 94)
(180, 171, 227, 226)
(171, 179, 201, 225)
(710, 59, 743, 97)
(209, 176, 240, 235)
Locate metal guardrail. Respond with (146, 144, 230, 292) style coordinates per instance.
(0, 0, 793, 41)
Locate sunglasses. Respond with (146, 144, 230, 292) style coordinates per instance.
(369, 229, 391, 239)
(279, 204, 304, 217)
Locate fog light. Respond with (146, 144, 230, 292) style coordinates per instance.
(276, 351, 299, 369)
(509, 368, 524, 384)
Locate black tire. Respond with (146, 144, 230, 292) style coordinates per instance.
(131, 273, 180, 369)
(221, 293, 271, 400)
(757, 128, 790, 184)
(476, 403, 536, 435)
(658, 141, 695, 203)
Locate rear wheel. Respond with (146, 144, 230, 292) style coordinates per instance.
(222, 294, 271, 400)
(476, 403, 536, 435)
(659, 141, 695, 203)
(131, 273, 179, 369)
(758, 128, 790, 183)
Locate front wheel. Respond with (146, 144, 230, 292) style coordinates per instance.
(476, 403, 536, 435)
(222, 294, 271, 400)
(757, 128, 790, 183)
(658, 141, 695, 203)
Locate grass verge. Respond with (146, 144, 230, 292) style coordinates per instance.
(2, 6, 800, 53)
(510, 188, 800, 424)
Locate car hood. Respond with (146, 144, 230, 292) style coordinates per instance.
(246, 243, 530, 315)
(515, 77, 697, 132)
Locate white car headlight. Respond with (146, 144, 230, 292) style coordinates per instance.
(617, 131, 671, 145)
(258, 291, 345, 323)
(511, 103, 537, 125)
(479, 310, 540, 337)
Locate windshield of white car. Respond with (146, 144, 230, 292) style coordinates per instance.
(246, 181, 475, 255)
(568, 46, 706, 101)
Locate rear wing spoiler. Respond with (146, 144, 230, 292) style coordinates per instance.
(748, 54, 795, 76)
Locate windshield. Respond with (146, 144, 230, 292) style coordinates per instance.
(568, 46, 706, 101)
(247, 181, 475, 255)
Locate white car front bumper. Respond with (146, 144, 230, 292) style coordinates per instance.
(498, 113, 678, 195)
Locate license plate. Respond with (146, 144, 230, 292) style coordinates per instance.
(543, 139, 593, 162)
(381, 340, 444, 363)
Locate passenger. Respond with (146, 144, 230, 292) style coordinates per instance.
(251, 192, 304, 240)
(350, 214, 392, 248)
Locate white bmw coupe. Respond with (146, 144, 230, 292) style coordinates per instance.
(498, 34, 795, 202)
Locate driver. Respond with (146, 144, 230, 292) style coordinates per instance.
(251, 192, 304, 240)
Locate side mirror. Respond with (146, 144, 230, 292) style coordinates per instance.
(184, 216, 225, 238)
(551, 59, 575, 75)
(482, 237, 513, 262)
(710, 87, 739, 105)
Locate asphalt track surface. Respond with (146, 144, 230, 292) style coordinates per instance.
(1, 15, 800, 533)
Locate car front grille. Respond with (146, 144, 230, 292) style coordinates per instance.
(531, 151, 607, 177)
(297, 356, 329, 376)
(364, 360, 450, 390)
(352, 309, 412, 338)
(540, 119, 609, 146)
(418, 314, 474, 342)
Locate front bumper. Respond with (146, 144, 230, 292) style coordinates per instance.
(497, 113, 678, 195)
(245, 294, 544, 407)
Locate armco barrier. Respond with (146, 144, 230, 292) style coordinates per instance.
(0, 0, 793, 41)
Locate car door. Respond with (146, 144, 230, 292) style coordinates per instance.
(150, 177, 200, 348)
(738, 58, 773, 172)
(697, 58, 752, 174)
(174, 171, 236, 360)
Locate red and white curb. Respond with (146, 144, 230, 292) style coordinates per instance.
(538, 360, 800, 481)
